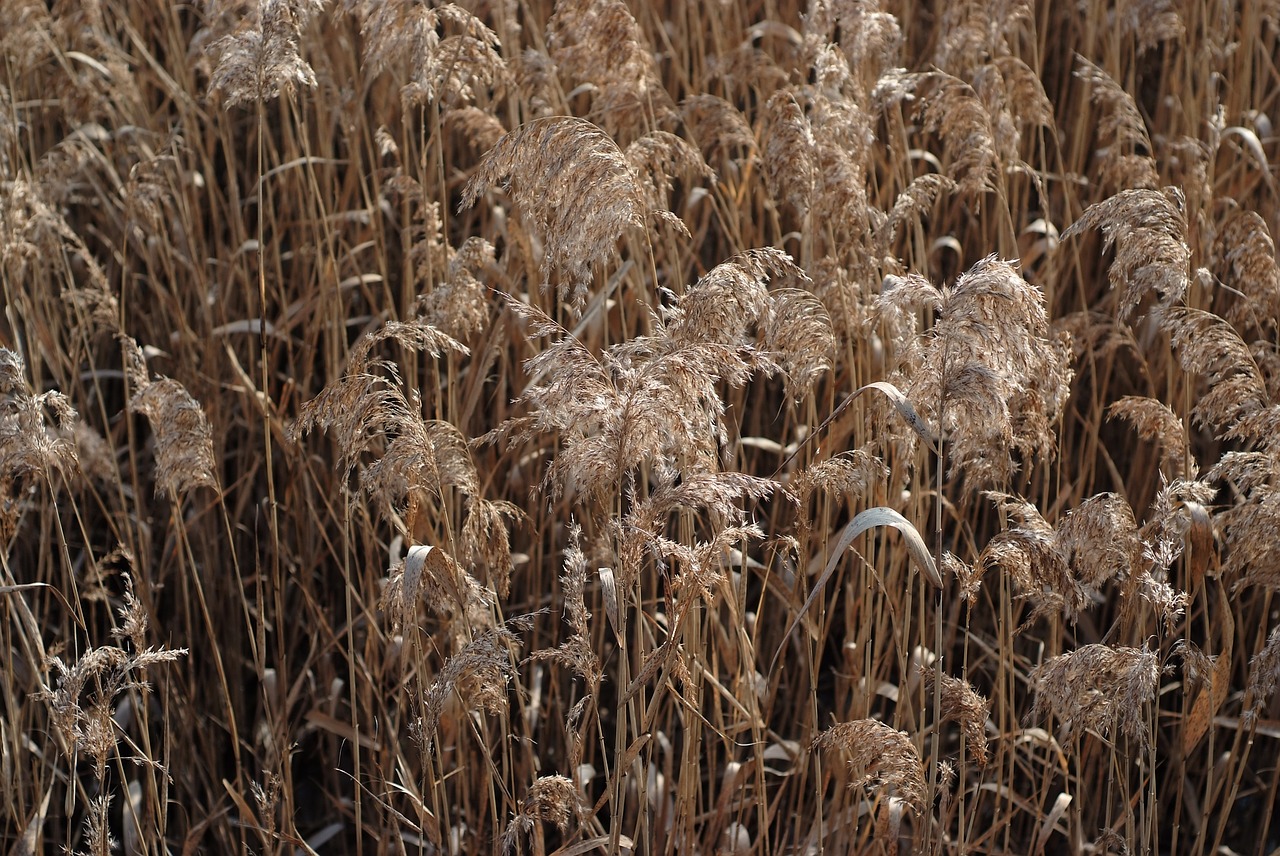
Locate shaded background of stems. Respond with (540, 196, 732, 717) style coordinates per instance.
(3, 0, 1280, 854)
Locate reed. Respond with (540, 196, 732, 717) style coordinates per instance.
(3, 0, 1279, 853)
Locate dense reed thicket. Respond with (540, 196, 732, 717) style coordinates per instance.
(3, 0, 1280, 853)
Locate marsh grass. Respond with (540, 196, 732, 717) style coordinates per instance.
(3, 0, 1280, 853)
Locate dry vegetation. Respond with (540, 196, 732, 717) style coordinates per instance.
(3, 0, 1280, 853)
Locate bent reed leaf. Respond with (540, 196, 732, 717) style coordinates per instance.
(772, 506, 938, 674)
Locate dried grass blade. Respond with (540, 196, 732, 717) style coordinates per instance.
(599, 566, 622, 638)
(304, 709, 383, 752)
(0, 582, 50, 595)
(772, 382, 936, 479)
(859, 381, 940, 452)
(1183, 500, 1214, 588)
(1183, 583, 1234, 753)
(1033, 792, 1072, 856)
(9, 783, 51, 856)
(550, 834, 636, 856)
(590, 735, 651, 815)
(771, 507, 939, 674)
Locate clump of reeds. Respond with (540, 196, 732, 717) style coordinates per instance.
(8, 0, 1280, 853)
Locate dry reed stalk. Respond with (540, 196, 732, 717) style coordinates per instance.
(805, 0, 902, 91)
(915, 74, 1001, 199)
(445, 106, 508, 155)
(291, 319, 466, 477)
(1161, 306, 1268, 438)
(526, 524, 603, 778)
(876, 173, 957, 262)
(1207, 452, 1280, 591)
(1061, 186, 1191, 319)
(1122, 477, 1208, 632)
(680, 95, 758, 172)
(72, 794, 115, 856)
(381, 544, 494, 638)
(416, 236, 497, 341)
(500, 257, 815, 506)
(788, 451, 888, 542)
(624, 130, 714, 214)
(762, 91, 817, 215)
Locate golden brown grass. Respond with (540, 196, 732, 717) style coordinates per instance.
(3, 0, 1280, 854)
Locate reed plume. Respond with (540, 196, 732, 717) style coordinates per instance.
(121, 337, 217, 499)
(922, 668, 991, 768)
(206, 0, 319, 107)
(355, 0, 507, 108)
(1244, 624, 1280, 729)
(814, 719, 928, 815)
(461, 116, 685, 309)
(885, 255, 1072, 485)
(0, 350, 79, 530)
(1214, 208, 1280, 337)
(38, 571, 186, 780)
(1061, 187, 1190, 319)
(501, 774, 581, 854)
(1073, 58, 1159, 191)
(980, 491, 1139, 625)
(546, 0, 675, 142)
(1028, 644, 1160, 744)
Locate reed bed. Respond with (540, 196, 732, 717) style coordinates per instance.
(2, 0, 1279, 853)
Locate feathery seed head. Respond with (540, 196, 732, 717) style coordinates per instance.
(814, 719, 928, 815)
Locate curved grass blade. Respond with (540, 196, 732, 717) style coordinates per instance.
(770, 507, 940, 675)
(772, 382, 937, 479)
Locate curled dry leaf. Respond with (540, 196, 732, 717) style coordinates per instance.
(1182, 500, 1214, 587)
(773, 380, 936, 479)
(599, 565, 622, 639)
(1182, 584, 1233, 752)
